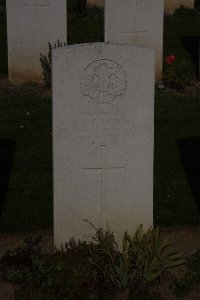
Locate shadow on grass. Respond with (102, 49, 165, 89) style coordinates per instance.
(181, 36, 199, 78)
(0, 139, 15, 217)
(178, 137, 200, 212)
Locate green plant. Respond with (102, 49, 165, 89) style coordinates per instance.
(125, 225, 185, 284)
(87, 222, 185, 298)
(0, 237, 43, 283)
(163, 53, 195, 91)
(175, 248, 200, 297)
(40, 40, 66, 87)
(0, 226, 185, 300)
(87, 221, 129, 290)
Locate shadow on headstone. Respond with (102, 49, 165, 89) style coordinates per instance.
(0, 139, 15, 217)
(177, 137, 200, 211)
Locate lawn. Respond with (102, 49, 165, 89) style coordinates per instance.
(0, 92, 200, 232)
(0, 96, 52, 232)
(154, 92, 200, 226)
(164, 7, 200, 79)
(68, 15, 104, 44)
(1, 6, 200, 232)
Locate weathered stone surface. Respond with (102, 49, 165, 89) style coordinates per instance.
(105, 0, 164, 80)
(53, 43, 154, 248)
(6, 0, 67, 83)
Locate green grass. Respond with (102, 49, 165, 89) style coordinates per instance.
(68, 16, 104, 44)
(0, 93, 200, 232)
(1, 7, 200, 231)
(164, 7, 200, 78)
(154, 92, 200, 226)
(0, 96, 52, 232)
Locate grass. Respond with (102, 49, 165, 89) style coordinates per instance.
(0, 92, 200, 232)
(154, 92, 200, 226)
(68, 15, 104, 44)
(0, 6, 200, 231)
(0, 96, 52, 232)
(164, 7, 200, 79)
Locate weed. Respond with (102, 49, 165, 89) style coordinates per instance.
(40, 40, 66, 87)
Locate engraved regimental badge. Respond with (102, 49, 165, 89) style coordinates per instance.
(80, 59, 127, 104)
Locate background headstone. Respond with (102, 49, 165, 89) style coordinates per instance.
(53, 43, 154, 248)
(165, 0, 194, 15)
(105, 0, 164, 80)
(6, 0, 67, 83)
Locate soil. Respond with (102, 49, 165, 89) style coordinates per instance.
(1, 227, 200, 300)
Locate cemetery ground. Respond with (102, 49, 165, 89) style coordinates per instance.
(1, 83, 200, 299)
(1, 4, 200, 300)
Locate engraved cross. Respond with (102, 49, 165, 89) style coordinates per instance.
(83, 145, 125, 213)
(24, 0, 50, 33)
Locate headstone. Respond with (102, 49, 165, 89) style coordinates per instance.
(105, 0, 164, 80)
(6, 0, 67, 83)
(53, 43, 154, 248)
(165, 0, 194, 15)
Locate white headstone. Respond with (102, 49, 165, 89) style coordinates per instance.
(105, 0, 164, 80)
(53, 43, 154, 248)
(6, 0, 67, 83)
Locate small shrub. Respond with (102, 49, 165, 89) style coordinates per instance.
(40, 40, 66, 88)
(0, 237, 94, 300)
(87, 222, 185, 298)
(0, 225, 185, 300)
(0, 237, 43, 283)
(163, 53, 196, 91)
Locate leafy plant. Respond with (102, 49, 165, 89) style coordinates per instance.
(0, 226, 185, 300)
(0, 237, 94, 300)
(40, 40, 66, 87)
(175, 248, 200, 297)
(87, 221, 185, 298)
(125, 225, 185, 284)
(87, 221, 129, 290)
(163, 53, 195, 91)
(0, 237, 43, 283)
